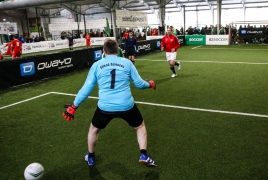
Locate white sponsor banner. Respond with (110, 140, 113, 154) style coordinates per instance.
(0, 22, 17, 34)
(19, 37, 115, 54)
(48, 19, 106, 32)
(146, 36, 163, 40)
(90, 37, 115, 45)
(116, 10, 148, 27)
(206, 35, 229, 45)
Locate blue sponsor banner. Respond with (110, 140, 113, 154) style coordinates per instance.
(156, 41, 161, 48)
(20, 62, 35, 76)
(94, 50, 102, 61)
(241, 30, 246, 34)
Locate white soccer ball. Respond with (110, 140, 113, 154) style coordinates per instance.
(24, 163, 44, 180)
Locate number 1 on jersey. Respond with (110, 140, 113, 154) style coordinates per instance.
(110, 69, 116, 89)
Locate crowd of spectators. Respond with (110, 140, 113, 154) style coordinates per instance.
(60, 29, 113, 40)
(16, 34, 46, 44)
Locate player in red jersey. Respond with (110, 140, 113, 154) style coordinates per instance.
(11, 35, 22, 59)
(161, 27, 181, 78)
(85, 32, 91, 48)
(1, 40, 12, 57)
(123, 30, 129, 42)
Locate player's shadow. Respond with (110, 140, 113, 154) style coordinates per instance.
(89, 162, 159, 180)
(134, 64, 145, 69)
(154, 77, 173, 86)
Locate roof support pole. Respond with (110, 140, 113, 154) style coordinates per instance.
(159, 0, 165, 27)
(217, 0, 222, 35)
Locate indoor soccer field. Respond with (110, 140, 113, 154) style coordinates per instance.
(1, 44, 268, 180)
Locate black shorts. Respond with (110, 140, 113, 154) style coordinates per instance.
(69, 43, 73, 47)
(125, 47, 136, 57)
(91, 104, 143, 129)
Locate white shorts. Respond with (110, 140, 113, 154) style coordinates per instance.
(166, 52, 177, 62)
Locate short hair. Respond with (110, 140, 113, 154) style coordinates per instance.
(103, 38, 118, 55)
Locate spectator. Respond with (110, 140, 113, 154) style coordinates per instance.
(18, 35, 26, 43)
(186, 26, 193, 35)
(31, 36, 35, 43)
(219, 26, 226, 35)
(135, 29, 141, 38)
(211, 27, 217, 35)
(170, 26, 177, 35)
(34, 35, 40, 42)
(176, 29, 180, 35)
(39, 36, 45, 41)
(74, 33, 79, 39)
(193, 27, 199, 34)
(225, 25, 229, 34)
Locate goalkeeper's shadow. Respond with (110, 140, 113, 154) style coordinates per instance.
(154, 77, 173, 86)
(88, 162, 159, 180)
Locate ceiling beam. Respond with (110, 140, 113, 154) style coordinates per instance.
(205, 0, 214, 13)
(172, 0, 182, 11)
(143, 2, 158, 17)
(241, 0, 245, 11)
(0, 0, 80, 10)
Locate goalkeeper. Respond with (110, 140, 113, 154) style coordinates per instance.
(63, 38, 157, 167)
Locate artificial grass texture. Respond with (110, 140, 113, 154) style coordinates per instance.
(0, 44, 268, 179)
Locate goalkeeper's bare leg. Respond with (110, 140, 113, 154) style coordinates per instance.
(135, 121, 157, 167)
(86, 123, 100, 166)
(134, 121, 147, 150)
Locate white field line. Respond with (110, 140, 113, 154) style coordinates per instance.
(135, 59, 268, 65)
(193, 48, 268, 51)
(1, 92, 268, 118)
(0, 92, 52, 110)
(192, 45, 203, 49)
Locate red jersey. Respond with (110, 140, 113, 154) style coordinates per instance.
(85, 35, 90, 42)
(123, 32, 129, 39)
(11, 39, 22, 52)
(6, 42, 12, 55)
(161, 34, 180, 52)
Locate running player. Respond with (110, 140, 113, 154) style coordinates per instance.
(161, 27, 181, 78)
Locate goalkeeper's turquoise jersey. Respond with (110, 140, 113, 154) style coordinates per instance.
(73, 55, 150, 111)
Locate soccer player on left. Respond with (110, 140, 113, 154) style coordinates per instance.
(85, 32, 91, 48)
(1, 39, 12, 60)
(10, 35, 22, 59)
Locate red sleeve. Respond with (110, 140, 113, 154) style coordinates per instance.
(160, 36, 165, 49)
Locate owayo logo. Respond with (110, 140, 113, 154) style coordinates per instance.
(37, 58, 72, 70)
(94, 50, 102, 60)
(138, 44, 150, 51)
(20, 62, 35, 76)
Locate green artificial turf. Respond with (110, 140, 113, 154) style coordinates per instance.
(0, 44, 268, 180)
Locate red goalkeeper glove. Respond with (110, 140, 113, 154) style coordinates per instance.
(62, 104, 78, 121)
(146, 79, 156, 89)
